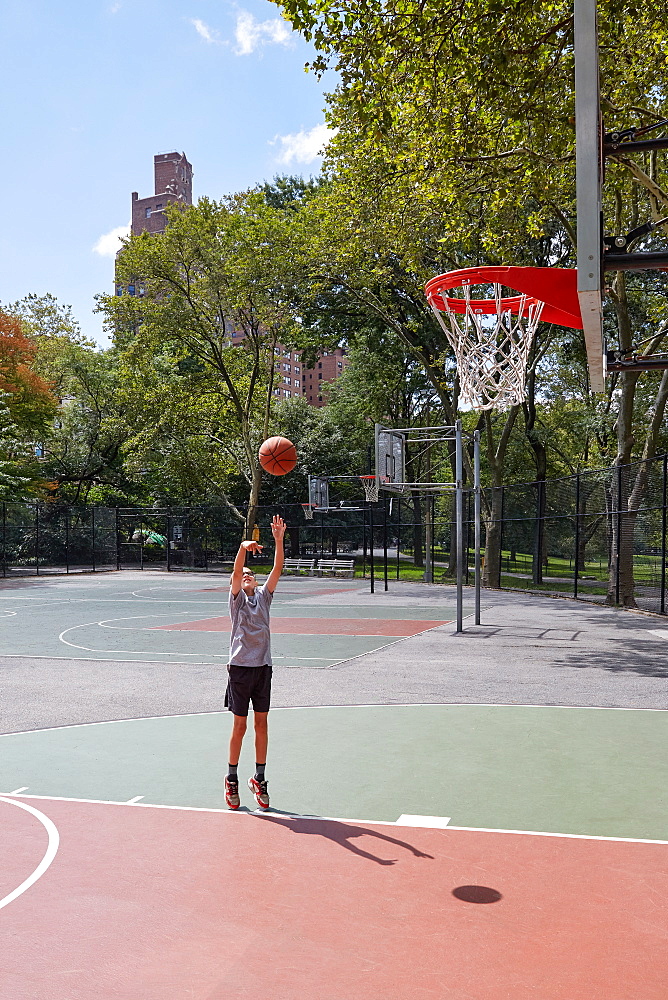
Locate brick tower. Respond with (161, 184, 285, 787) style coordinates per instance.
(131, 152, 193, 236)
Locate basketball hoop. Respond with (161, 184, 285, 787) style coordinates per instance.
(301, 503, 315, 520)
(425, 266, 583, 410)
(360, 475, 380, 503)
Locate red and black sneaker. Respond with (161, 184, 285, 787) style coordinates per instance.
(225, 776, 240, 810)
(248, 776, 270, 810)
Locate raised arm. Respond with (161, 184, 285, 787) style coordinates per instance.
(230, 538, 263, 596)
(265, 515, 286, 594)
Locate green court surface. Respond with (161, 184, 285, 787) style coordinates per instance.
(0, 578, 464, 665)
(2, 705, 666, 841)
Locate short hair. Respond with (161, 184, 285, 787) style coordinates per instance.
(242, 567, 256, 576)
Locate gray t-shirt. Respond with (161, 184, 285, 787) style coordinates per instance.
(228, 583, 274, 667)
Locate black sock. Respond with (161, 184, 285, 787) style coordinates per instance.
(227, 764, 238, 782)
(255, 763, 266, 782)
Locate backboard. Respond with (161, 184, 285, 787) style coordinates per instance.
(308, 475, 329, 509)
(375, 424, 406, 491)
(574, 0, 606, 391)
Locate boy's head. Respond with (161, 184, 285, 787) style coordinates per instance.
(241, 567, 257, 596)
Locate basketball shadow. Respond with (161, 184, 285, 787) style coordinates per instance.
(255, 811, 435, 866)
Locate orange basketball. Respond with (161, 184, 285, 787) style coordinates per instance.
(258, 436, 297, 476)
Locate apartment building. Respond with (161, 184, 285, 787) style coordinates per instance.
(118, 154, 348, 402)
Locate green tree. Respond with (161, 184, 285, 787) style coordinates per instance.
(100, 192, 306, 535)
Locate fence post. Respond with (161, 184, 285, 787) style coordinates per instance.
(369, 502, 375, 593)
(2, 502, 5, 578)
(574, 472, 581, 600)
(166, 514, 171, 572)
(499, 485, 505, 584)
(396, 499, 401, 581)
(115, 509, 120, 570)
(383, 496, 388, 592)
(65, 510, 70, 574)
(91, 507, 96, 572)
(615, 464, 622, 605)
(661, 454, 667, 615)
(35, 504, 39, 576)
(455, 419, 464, 631)
(474, 429, 481, 625)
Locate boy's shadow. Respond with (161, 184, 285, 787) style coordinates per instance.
(252, 809, 435, 866)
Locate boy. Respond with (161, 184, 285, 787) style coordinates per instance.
(224, 514, 285, 810)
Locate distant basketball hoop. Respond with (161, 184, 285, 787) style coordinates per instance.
(360, 475, 380, 503)
(301, 503, 315, 520)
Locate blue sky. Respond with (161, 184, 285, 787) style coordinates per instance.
(0, 0, 336, 345)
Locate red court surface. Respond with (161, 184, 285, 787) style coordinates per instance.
(153, 616, 447, 636)
(2, 796, 667, 999)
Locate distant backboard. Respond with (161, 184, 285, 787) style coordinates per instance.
(375, 425, 406, 492)
(308, 475, 329, 509)
(574, 0, 606, 391)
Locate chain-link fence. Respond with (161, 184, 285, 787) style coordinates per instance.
(1, 452, 666, 614)
(481, 453, 668, 614)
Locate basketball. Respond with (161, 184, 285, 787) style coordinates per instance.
(258, 436, 297, 476)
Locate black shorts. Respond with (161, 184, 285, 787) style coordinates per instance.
(224, 664, 272, 716)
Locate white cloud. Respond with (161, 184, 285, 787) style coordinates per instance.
(93, 223, 130, 258)
(190, 18, 221, 44)
(272, 124, 337, 166)
(234, 11, 292, 55)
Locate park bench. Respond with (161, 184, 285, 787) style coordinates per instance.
(282, 558, 316, 575)
(315, 558, 355, 578)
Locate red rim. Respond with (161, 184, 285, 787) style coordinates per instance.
(425, 265, 583, 330)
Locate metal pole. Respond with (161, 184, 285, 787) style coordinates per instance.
(115, 508, 120, 571)
(424, 498, 433, 583)
(35, 504, 39, 576)
(166, 514, 171, 572)
(615, 464, 622, 604)
(2, 502, 5, 578)
(431, 495, 436, 579)
(455, 419, 464, 632)
(574, 472, 581, 600)
(465, 492, 471, 586)
(396, 499, 401, 581)
(65, 510, 70, 574)
(369, 501, 375, 593)
(383, 495, 388, 591)
(474, 429, 481, 625)
(362, 507, 367, 578)
(661, 454, 667, 615)
(91, 507, 96, 572)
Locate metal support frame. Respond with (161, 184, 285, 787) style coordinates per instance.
(661, 455, 667, 616)
(473, 430, 481, 625)
(455, 420, 464, 632)
(370, 421, 481, 631)
(574, 472, 581, 601)
(615, 465, 623, 605)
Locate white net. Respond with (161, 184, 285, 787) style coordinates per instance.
(302, 504, 314, 520)
(360, 476, 380, 503)
(432, 283, 544, 410)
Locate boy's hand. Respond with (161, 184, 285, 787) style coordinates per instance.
(271, 515, 286, 541)
(241, 540, 263, 554)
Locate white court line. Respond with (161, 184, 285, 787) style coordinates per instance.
(398, 814, 451, 828)
(648, 630, 668, 640)
(0, 796, 60, 911)
(58, 615, 426, 659)
(58, 617, 222, 656)
(2, 792, 666, 843)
